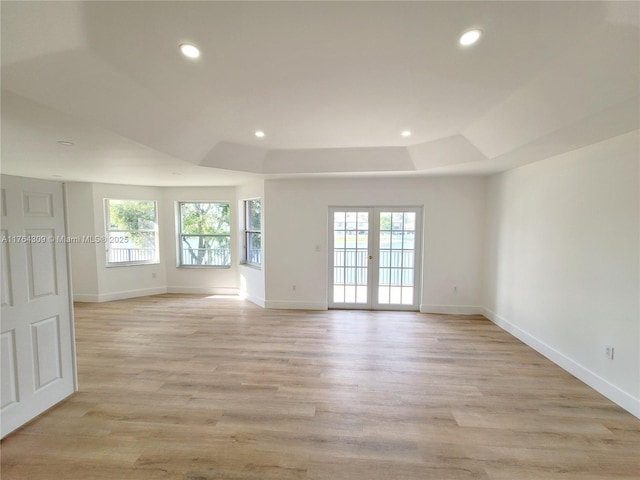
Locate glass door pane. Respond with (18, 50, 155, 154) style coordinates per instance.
(377, 210, 417, 307)
(331, 210, 370, 306)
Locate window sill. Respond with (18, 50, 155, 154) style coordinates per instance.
(177, 265, 232, 269)
(240, 262, 262, 271)
(106, 261, 160, 268)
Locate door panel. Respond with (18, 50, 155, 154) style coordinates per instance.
(1, 331, 18, 409)
(330, 209, 371, 308)
(0, 176, 76, 438)
(329, 207, 421, 311)
(26, 229, 58, 299)
(1, 231, 12, 307)
(374, 209, 420, 310)
(31, 316, 63, 390)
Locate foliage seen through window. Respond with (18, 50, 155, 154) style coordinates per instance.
(179, 202, 231, 266)
(106, 199, 158, 265)
(244, 199, 261, 266)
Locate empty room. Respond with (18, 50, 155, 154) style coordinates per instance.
(1, 1, 639, 479)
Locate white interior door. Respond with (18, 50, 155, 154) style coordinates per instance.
(1, 176, 76, 438)
(329, 207, 422, 311)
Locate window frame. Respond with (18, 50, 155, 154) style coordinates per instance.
(104, 198, 159, 267)
(177, 201, 231, 268)
(242, 198, 261, 268)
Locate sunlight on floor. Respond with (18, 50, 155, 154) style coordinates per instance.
(205, 294, 243, 300)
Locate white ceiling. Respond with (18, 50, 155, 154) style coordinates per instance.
(1, 1, 638, 186)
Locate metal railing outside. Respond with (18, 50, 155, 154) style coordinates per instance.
(109, 248, 156, 263)
(181, 248, 230, 266)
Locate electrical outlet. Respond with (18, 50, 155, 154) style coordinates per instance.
(605, 345, 614, 360)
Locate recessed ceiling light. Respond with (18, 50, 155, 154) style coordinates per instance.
(52, 174, 63, 178)
(401, 130, 412, 137)
(179, 43, 200, 59)
(57, 141, 74, 146)
(459, 29, 482, 46)
(255, 131, 265, 138)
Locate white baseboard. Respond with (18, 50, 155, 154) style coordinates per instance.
(264, 300, 328, 310)
(72, 293, 100, 302)
(482, 307, 640, 419)
(243, 295, 266, 308)
(167, 286, 239, 296)
(74, 287, 240, 302)
(420, 304, 485, 315)
(78, 287, 168, 303)
(99, 287, 168, 302)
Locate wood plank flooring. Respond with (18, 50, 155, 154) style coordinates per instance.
(2, 294, 639, 479)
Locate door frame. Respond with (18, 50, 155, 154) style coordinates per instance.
(328, 206, 423, 311)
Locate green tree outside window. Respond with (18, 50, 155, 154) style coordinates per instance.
(179, 202, 230, 266)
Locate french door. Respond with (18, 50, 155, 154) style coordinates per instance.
(329, 207, 422, 310)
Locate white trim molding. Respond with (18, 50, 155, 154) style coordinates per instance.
(72, 293, 101, 302)
(167, 287, 240, 296)
(420, 304, 485, 315)
(265, 300, 328, 311)
(73, 287, 168, 303)
(483, 307, 640, 419)
(243, 295, 266, 308)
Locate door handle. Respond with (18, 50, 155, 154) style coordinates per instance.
(369, 255, 373, 260)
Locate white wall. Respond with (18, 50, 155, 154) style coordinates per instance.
(264, 176, 486, 311)
(66, 182, 239, 301)
(65, 182, 99, 301)
(236, 180, 265, 306)
(162, 186, 239, 295)
(90, 183, 167, 301)
(67, 177, 485, 307)
(483, 130, 640, 417)
(67, 183, 242, 302)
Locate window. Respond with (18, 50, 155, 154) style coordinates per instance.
(105, 199, 158, 266)
(243, 199, 261, 266)
(178, 202, 230, 267)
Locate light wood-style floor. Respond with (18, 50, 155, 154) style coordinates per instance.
(2, 294, 639, 479)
